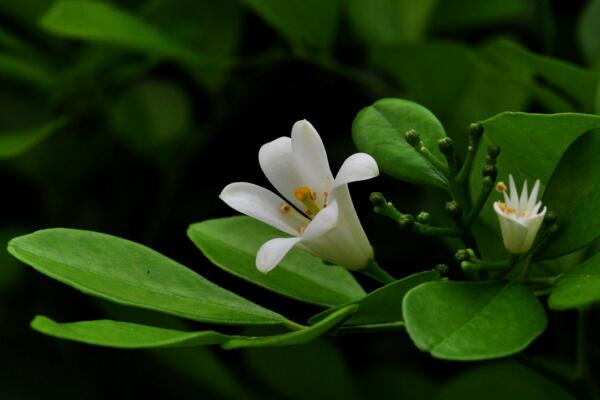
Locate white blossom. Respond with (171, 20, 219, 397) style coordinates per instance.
(220, 120, 378, 273)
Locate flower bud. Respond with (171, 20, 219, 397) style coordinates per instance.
(487, 145, 501, 159)
(370, 192, 387, 208)
(455, 249, 469, 262)
(438, 137, 454, 155)
(405, 129, 421, 147)
(416, 211, 430, 224)
(483, 176, 495, 189)
(435, 263, 450, 277)
(482, 164, 497, 180)
(398, 214, 415, 228)
(469, 123, 484, 140)
(445, 200, 461, 217)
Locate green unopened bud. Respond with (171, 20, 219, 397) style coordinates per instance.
(543, 211, 557, 227)
(370, 192, 387, 208)
(416, 211, 430, 224)
(438, 137, 454, 155)
(405, 129, 421, 147)
(445, 200, 461, 217)
(482, 175, 495, 189)
(469, 123, 484, 140)
(398, 214, 415, 228)
(487, 145, 501, 159)
(455, 249, 469, 262)
(482, 164, 497, 180)
(435, 264, 450, 277)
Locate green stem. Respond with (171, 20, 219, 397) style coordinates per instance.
(465, 181, 493, 226)
(330, 321, 405, 336)
(417, 145, 449, 176)
(413, 224, 461, 237)
(283, 319, 307, 331)
(457, 133, 482, 184)
(362, 259, 395, 285)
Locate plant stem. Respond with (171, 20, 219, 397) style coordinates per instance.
(465, 181, 493, 226)
(457, 130, 482, 184)
(330, 321, 405, 336)
(362, 259, 395, 285)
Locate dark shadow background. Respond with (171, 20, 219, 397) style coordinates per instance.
(0, 0, 597, 398)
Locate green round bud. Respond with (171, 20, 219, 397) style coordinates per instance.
(398, 214, 415, 228)
(461, 261, 478, 272)
(469, 123, 484, 139)
(455, 249, 468, 262)
(438, 137, 454, 154)
(370, 192, 387, 208)
(405, 129, 421, 147)
(487, 145, 501, 158)
(482, 164, 497, 180)
(435, 263, 450, 277)
(482, 175, 495, 189)
(416, 211, 430, 224)
(445, 200, 461, 217)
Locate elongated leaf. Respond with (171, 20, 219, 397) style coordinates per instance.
(403, 281, 547, 360)
(223, 305, 357, 349)
(309, 270, 440, 325)
(435, 360, 575, 400)
(430, 0, 527, 31)
(537, 131, 600, 259)
(241, 0, 343, 52)
(243, 340, 359, 400)
(31, 316, 231, 349)
(40, 1, 203, 64)
(31, 306, 356, 350)
(0, 53, 55, 89)
(548, 252, 600, 310)
(0, 117, 68, 159)
(8, 228, 285, 325)
(469, 112, 600, 256)
(188, 217, 365, 307)
(352, 98, 448, 189)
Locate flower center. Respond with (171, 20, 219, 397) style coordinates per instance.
(498, 202, 515, 215)
(294, 186, 321, 217)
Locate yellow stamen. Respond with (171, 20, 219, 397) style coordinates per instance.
(279, 204, 291, 214)
(499, 202, 515, 214)
(294, 186, 321, 216)
(496, 182, 507, 193)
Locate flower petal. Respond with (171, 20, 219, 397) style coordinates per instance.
(256, 237, 302, 273)
(527, 180, 541, 211)
(220, 182, 309, 236)
(291, 120, 334, 206)
(333, 153, 379, 190)
(519, 180, 528, 213)
(509, 174, 518, 207)
(303, 200, 339, 240)
(258, 136, 306, 210)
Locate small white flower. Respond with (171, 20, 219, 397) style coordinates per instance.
(493, 174, 547, 254)
(220, 119, 379, 273)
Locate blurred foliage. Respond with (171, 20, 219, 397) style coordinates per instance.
(1, 0, 599, 399)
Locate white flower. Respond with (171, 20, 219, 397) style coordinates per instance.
(220, 119, 379, 273)
(493, 174, 547, 254)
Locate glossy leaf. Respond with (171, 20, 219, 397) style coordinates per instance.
(8, 228, 285, 325)
(241, 0, 343, 52)
(352, 98, 448, 189)
(430, 0, 527, 31)
(188, 217, 366, 307)
(403, 280, 547, 360)
(223, 305, 357, 349)
(40, 1, 203, 64)
(309, 270, 440, 326)
(469, 112, 600, 254)
(548, 251, 600, 310)
(347, 0, 436, 45)
(0, 117, 67, 159)
(537, 131, 600, 259)
(31, 316, 231, 349)
(435, 360, 575, 400)
(243, 340, 358, 400)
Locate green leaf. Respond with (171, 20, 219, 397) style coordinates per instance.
(352, 98, 448, 189)
(430, 0, 528, 32)
(309, 270, 440, 326)
(0, 117, 68, 159)
(188, 216, 365, 307)
(578, 0, 600, 68)
(481, 39, 599, 113)
(8, 228, 285, 325)
(538, 131, 600, 259)
(243, 340, 358, 400)
(403, 280, 547, 360)
(241, 0, 343, 52)
(469, 112, 600, 257)
(222, 305, 357, 349)
(40, 1, 203, 64)
(548, 251, 600, 310)
(435, 360, 575, 400)
(0, 53, 55, 89)
(31, 316, 231, 349)
(347, 0, 436, 45)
